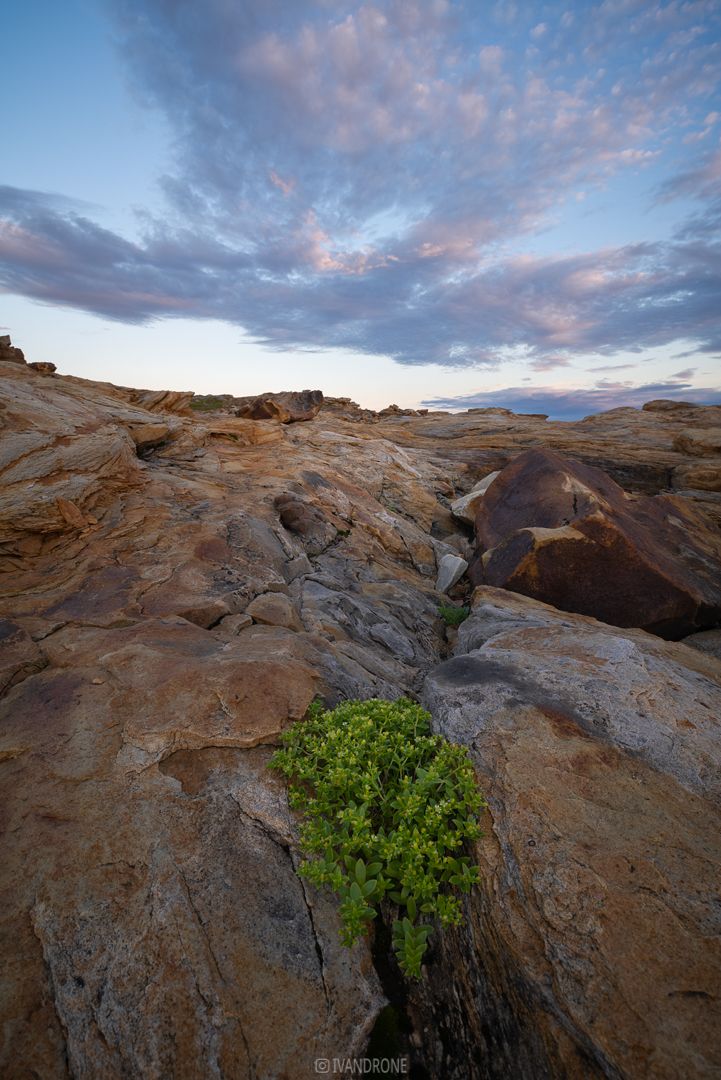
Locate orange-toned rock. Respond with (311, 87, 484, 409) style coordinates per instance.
(235, 389, 324, 423)
(472, 448, 721, 637)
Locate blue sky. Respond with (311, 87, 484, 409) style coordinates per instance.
(1, 0, 720, 416)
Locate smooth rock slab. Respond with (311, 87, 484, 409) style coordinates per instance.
(421, 587, 721, 1080)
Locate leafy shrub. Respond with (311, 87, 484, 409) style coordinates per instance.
(438, 603, 470, 627)
(270, 697, 484, 978)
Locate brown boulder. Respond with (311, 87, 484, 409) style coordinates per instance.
(235, 389, 324, 423)
(472, 448, 721, 637)
(0, 335, 25, 364)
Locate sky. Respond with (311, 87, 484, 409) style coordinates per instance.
(1, 0, 720, 417)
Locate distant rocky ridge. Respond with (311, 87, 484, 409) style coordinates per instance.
(1, 337, 720, 1078)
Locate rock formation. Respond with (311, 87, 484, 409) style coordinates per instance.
(469, 448, 721, 638)
(1, 345, 720, 1078)
(235, 389, 324, 423)
(420, 587, 721, 1080)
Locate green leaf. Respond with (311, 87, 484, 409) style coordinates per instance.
(269, 696, 484, 982)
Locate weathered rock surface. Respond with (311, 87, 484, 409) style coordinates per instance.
(435, 552, 468, 593)
(684, 627, 721, 660)
(0, 359, 451, 1078)
(450, 470, 501, 525)
(0, 335, 25, 364)
(471, 448, 721, 638)
(235, 389, 324, 423)
(1, 353, 720, 1078)
(420, 587, 721, 1080)
(673, 427, 721, 457)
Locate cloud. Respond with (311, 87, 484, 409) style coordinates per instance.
(529, 355, 573, 371)
(587, 362, 638, 371)
(671, 366, 697, 379)
(1, 0, 720, 370)
(423, 379, 721, 420)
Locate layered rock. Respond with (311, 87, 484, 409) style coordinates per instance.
(2, 352, 721, 1079)
(419, 587, 721, 1080)
(0, 358, 453, 1078)
(235, 389, 324, 423)
(0, 334, 25, 364)
(471, 448, 721, 638)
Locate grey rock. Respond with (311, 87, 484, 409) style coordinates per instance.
(449, 470, 501, 525)
(418, 586, 721, 1080)
(435, 553, 468, 593)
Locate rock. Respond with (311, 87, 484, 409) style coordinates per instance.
(419, 586, 721, 1080)
(176, 598, 231, 628)
(3, 350, 721, 1077)
(274, 492, 338, 555)
(124, 421, 172, 454)
(0, 335, 25, 364)
(473, 448, 721, 638)
(435, 553, 468, 593)
(123, 388, 195, 414)
(0, 619, 46, 696)
(643, 399, 698, 412)
(285, 553, 313, 581)
(214, 612, 253, 635)
(673, 428, 721, 457)
(235, 389, 324, 424)
(28, 361, 57, 374)
(683, 627, 721, 660)
(672, 461, 721, 491)
(246, 592, 303, 631)
(450, 470, 501, 525)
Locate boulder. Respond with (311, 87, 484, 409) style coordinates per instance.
(435, 553, 468, 593)
(419, 587, 721, 1080)
(472, 448, 721, 638)
(235, 389, 324, 424)
(28, 361, 56, 374)
(450, 470, 500, 525)
(246, 592, 303, 631)
(0, 335, 25, 364)
(673, 428, 721, 457)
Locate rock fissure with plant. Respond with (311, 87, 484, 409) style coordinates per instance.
(1, 354, 720, 1078)
(271, 697, 485, 979)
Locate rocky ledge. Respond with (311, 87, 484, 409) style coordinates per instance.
(0, 344, 719, 1078)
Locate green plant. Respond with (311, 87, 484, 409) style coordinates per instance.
(438, 603, 470, 627)
(270, 697, 484, 978)
(189, 395, 224, 412)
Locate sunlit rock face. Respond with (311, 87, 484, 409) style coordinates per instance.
(234, 388, 324, 423)
(1, 352, 720, 1078)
